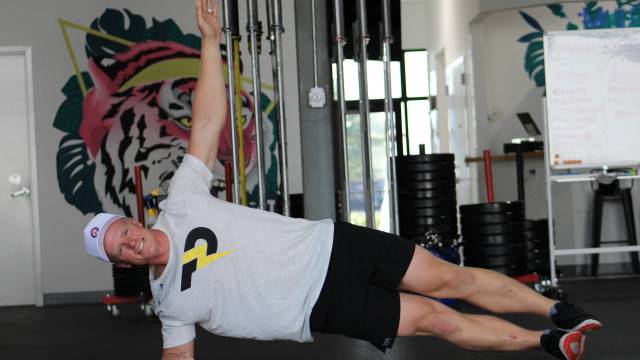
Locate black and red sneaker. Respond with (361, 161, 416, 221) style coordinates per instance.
(541, 330, 586, 360)
(551, 301, 602, 333)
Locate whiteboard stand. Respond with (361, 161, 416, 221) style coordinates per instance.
(544, 173, 640, 288)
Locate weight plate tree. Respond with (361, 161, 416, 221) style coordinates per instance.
(396, 153, 458, 244)
(460, 201, 528, 276)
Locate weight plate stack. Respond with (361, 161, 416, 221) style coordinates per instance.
(112, 264, 151, 296)
(524, 219, 551, 276)
(459, 201, 528, 276)
(396, 154, 458, 244)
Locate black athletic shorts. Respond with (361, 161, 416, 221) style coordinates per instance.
(309, 221, 416, 352)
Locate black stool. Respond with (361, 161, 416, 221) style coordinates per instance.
(591, 179, 640, 276)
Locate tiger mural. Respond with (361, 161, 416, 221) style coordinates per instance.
(54, 9, 278, 219)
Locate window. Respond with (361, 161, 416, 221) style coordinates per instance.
(333, 50, 432, 230)
(402, 50, 436, 155)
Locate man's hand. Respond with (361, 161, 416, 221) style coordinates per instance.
(195, 0, 222, 45)
(161, 340, 195, 360)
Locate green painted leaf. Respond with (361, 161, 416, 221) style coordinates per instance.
(519, 11, 543, 31)
(56, 134, 102, 215)
(526, 59, 544, 78)
(147, 18, 184, 42)
(518, 32, 543, 43)
(523, 40, 544, 86)
(85, 9, 148, 58)
(180, 34, 202, 51)
(524, 41, 544, 59)
(54, 73, 94, 133)
(533, 68, 546, 87)
(548, 5, 568, 18)
(53, 98, 83, 133)
(60, 72, 94, 98)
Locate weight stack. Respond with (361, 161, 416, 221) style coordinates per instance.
(460, 201, 528, 276)
(524, 219, 551, 276)
(396, 153, 458, 244)
(112, 265, 151, 296)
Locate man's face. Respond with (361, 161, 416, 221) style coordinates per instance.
(103, 218, 158, 267)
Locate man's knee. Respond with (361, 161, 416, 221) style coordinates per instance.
(440, 265, 476, 292)
(420, 311, 461, 337)
(399, 295, 462, 337)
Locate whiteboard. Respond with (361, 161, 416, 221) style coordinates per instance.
(543, 28, 640, 170)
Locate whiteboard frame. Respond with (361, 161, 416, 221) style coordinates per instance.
(543, 27, 640, 171)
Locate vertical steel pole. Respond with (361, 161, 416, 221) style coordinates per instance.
(380, 0, 398, 234)
(542, 98, 559, 288)
(355, 0, 375, 228)
(246, 0, 268, 210)
(332, 0, 350, 222)
(226, 0, 247, 205)
(222, 0, 241, 204)
(311, 0, 320, 89)
(266, 0, 290, 216)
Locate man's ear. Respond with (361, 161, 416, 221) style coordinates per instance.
(115, 263, 132, 269)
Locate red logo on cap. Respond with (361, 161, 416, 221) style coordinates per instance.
(91, 227, 99, 238)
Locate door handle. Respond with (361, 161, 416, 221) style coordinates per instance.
(11, 186, 30, 197)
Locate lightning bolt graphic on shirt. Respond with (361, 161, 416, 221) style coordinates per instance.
(183, 244, 237, 270)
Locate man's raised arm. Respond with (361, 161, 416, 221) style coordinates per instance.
(187, 0, 226, 172)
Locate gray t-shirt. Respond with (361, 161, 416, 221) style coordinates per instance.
(150, 155, 334, 349)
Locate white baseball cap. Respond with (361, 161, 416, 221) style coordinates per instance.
(84, 213, 124, 263)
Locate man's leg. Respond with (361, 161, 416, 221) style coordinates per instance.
(396, 245, 598, 359)
(397, 292, 543, 352)
(398, 245, 556, 316)
(398, 293, 588, 359)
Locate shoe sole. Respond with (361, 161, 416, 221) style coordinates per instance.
(561, 332, 586, 360)
(563, 319, 603, 333)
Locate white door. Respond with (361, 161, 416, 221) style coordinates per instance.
(0, 47, 43, 306)
(447, 57, 472, 207)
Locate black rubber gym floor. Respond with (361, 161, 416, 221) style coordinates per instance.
(1, 276, 637, 359)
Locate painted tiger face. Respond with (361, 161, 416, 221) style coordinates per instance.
(79, 40, 264, 216)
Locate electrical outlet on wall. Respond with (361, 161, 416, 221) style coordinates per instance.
(308, 87, 326, 108)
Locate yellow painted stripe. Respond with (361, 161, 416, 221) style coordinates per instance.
(59, 19, 87, 96)
(118, 58, 201, 91)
